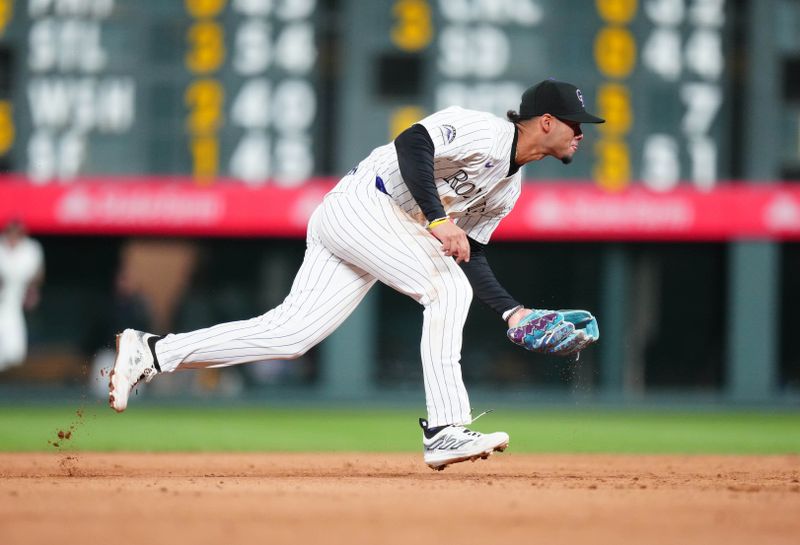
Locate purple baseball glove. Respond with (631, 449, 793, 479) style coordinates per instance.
(507, 309, 599, 356)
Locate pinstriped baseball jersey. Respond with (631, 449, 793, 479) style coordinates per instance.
(120, 78, 605, 448)
(349, 107, 522, 244)
(157, 164, 474, 427)
(155, 106, 529, 429)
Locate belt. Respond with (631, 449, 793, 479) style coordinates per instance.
(375, 176, 390, 196)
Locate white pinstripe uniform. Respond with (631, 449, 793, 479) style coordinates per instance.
(156, 107, 522, 427)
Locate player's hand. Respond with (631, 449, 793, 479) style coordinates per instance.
(429, 220, 470, 263)
(23, 287, 41, 311)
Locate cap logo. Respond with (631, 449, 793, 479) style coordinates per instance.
(575, 89, 585, 107)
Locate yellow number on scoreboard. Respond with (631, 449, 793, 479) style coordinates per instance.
(594, 139, 631, 191)
(0, 101, 14, 155)
(389, 106, 425, 140)
(391, 0, 433, 52)
(594, 27, 637, 79)
(595, 0, 638, 24)
(185, 79, 224, 133)
(190, 135, 219, 182)
(186, 21, 226, 74)
(185, 0, 227, 18)
(597, 83, 632, 137)
(0, 0, 13, 35)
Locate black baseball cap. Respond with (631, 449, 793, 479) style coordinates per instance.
(519, 79, 605, 123)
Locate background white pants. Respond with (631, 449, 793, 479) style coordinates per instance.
(157, 173, 473, 426)
(0, 306, 27, 370)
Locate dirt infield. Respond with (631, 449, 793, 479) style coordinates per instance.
(1, 453, 799, 545)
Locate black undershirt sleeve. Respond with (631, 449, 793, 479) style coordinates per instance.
(394, 124, 446, 222)
(395, 124, 520, 318)
(460, 238, 522, 319)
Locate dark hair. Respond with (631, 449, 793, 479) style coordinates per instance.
(506, 110, 521, 123)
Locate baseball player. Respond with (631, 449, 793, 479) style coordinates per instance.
(110, 79, 603, 470)
(0, 219, 44, 371)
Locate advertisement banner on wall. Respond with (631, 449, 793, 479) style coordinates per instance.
(1, 177, 800, 241)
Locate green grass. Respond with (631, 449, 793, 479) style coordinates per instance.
(0, 406, 798, 454)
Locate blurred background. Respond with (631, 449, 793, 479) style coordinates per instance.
(0, 0, 798, 410)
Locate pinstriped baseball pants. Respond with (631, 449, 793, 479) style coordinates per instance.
(156, 176, 473, 427)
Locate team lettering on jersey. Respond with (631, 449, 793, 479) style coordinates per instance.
(443, 169, 481, 197)
(440, 169, 491, 217)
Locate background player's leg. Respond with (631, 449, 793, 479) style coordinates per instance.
(156, 213, 377, 372)
(0, 309, 27, 370)
(319, 190, 473, 428)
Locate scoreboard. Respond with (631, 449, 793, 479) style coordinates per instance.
(0, 0, 733, 191)
(1, 0, 320, 186)
(337, 0, 732, 190)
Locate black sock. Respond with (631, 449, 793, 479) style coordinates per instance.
(425, 424, 448, 439)
(420, 418, 449, 439)
(147, 335, 163, 372)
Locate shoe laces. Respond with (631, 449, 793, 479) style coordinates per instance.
(455, 409, 495, 437)
(470, 409, 493, 424)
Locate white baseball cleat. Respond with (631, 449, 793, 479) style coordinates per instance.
(420, 418, 509, 471)
(109, 329, 159, 413)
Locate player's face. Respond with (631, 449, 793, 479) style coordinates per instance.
(2, 223, 25, 246)
(555, 118, 583, 165)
